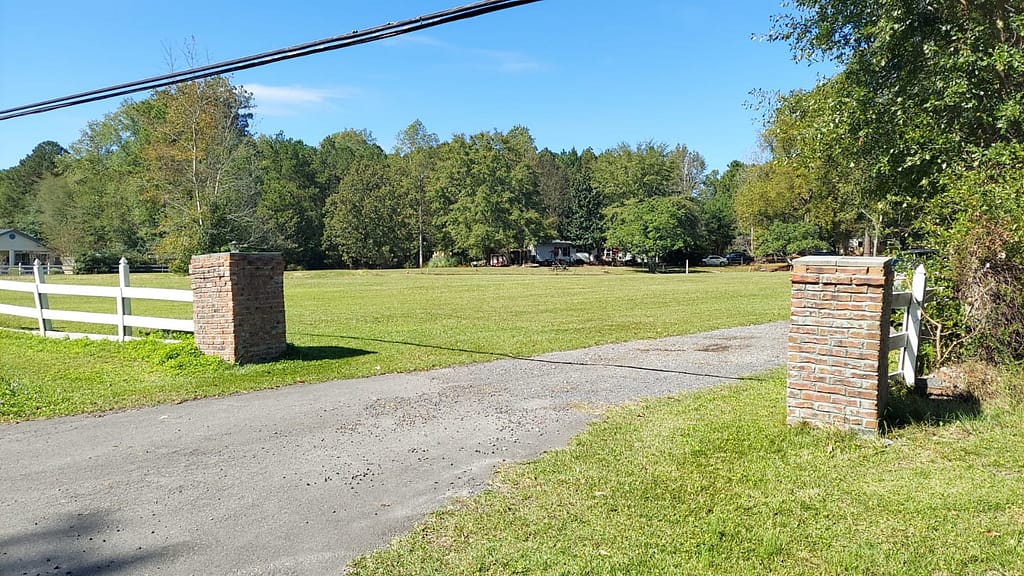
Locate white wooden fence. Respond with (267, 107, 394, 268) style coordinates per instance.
(888, 264, 931, 385)
(0, 263, 65, 275)
(0, 258, 192, 341)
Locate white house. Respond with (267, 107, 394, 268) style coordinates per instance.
(532, 241, 577, 264)
(0, 229, 53, 269)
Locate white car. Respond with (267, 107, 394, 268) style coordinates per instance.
(702, 255, 728, 266)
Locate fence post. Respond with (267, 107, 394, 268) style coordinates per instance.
(32, 259, 52, 335)
(787, 256, 894, 435)
(190, 252, 287, 364)
(117, 257, 133, 341)
(898, 265, 927, 386)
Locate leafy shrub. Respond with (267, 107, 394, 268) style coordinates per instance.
(426, 253, 460, 268)
(755, 221, 829, 258)
(70, 251, 121, 274)
(947, 216, 1024, 364)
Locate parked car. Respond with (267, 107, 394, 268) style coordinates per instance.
(702, 255, 728, 266)
(894, 247, 937, 276)
(725, 251, 754, 265)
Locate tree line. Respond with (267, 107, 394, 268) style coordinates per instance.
(0, 76, 744, 274)
(737, 0, 1024, 364)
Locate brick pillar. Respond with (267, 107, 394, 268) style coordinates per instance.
(787, 256, 894, 434)
(189, 252, 287, 364)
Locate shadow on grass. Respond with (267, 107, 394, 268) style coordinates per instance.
(281, 343, 375, 362)
(0, 510, 182, 575)
(293, 332, 765, 382)
(883, 380, 982, 431)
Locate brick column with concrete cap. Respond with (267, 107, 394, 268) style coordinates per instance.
(787, 256, 894, 434)
(189, 252, 287, 364)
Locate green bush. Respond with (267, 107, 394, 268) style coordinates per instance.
(947, 216, 1024, 364)
(426, 253, 460, 268)
(70, 251, 121, 274)
(926, 152, 1024, 367)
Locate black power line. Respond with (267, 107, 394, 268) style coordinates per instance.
(0, 0, 542, 122)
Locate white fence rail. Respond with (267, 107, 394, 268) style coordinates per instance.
(888, 264, 931, 384)
(0, 258, 192, 341)
(0, 263, 66, 275)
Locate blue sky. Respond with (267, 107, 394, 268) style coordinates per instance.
(0, 1, 832, 172)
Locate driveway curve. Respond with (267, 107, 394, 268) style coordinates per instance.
(0, 321, 787, 575)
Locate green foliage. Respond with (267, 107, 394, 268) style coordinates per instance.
(315, 129, 384, 194)
(737, 80, 871, 254)
(591, 142, 709, 264)
(559, 148, 605, 250)
(753, 0, 1024, 363)
(0, 140, 65, 236)
(699, 161, 746, 254)
(143, 77, 256, 265)
(535, 148, 570, 230)
(393, 120, 441, 268)
(604, 196, 701, 271)
(51, 77, 255, 270)
(428, 128, 547, 259)
(69, 250, 121, 274)
(253, 134, 325, 268)
(592, 141, 699, 204)
(323, 155, 417, 268)
(425, 253, 459, 268)
(755, 221, 828, 257)
(945, 214, 1024, 364)
(8, 68, 740, 274)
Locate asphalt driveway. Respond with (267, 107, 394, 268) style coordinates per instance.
(0, 321, 787, 575)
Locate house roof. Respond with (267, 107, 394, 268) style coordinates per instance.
(0, 229, 51, 251)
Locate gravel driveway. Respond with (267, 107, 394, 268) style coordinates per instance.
(0, 321, 787, 575)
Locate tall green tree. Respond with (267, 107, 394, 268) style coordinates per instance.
(668, 144, 707, 197)
(604, 196, 701, 272)
(393, 120, 440, 268)
(428, 128, 546, 260)
(323, 155, 416, 268)
(57, 103, 160, 262)
(0, 141, 66, 235)
(559, 148, 604, 251)
(737, 80, 869, 254)
(535, 147, 571, 234)
(700, 160, 746, 254)
(34, 174, 89, 260)
(315, 129, 384, 194)
(139, 77, 256, 267)
(591, 142, 679, 204)
(252, 134, 324, 268)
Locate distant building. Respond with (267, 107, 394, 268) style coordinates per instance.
(532, 241, 577, 264)
(0, 229, 53, 269)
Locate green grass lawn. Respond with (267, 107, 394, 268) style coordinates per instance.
(348, 371, 1024, 575)
(0, 266, 790, 422)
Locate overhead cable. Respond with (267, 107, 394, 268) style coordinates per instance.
(0, 0, 541, 121)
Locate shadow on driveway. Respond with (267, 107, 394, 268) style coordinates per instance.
(0, 511, 183, 576)
(293, 332, 766, 382)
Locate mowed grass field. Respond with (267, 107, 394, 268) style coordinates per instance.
(0, 266, 790, 422)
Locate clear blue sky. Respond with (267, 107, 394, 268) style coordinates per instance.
(0, 1, 832, 172)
